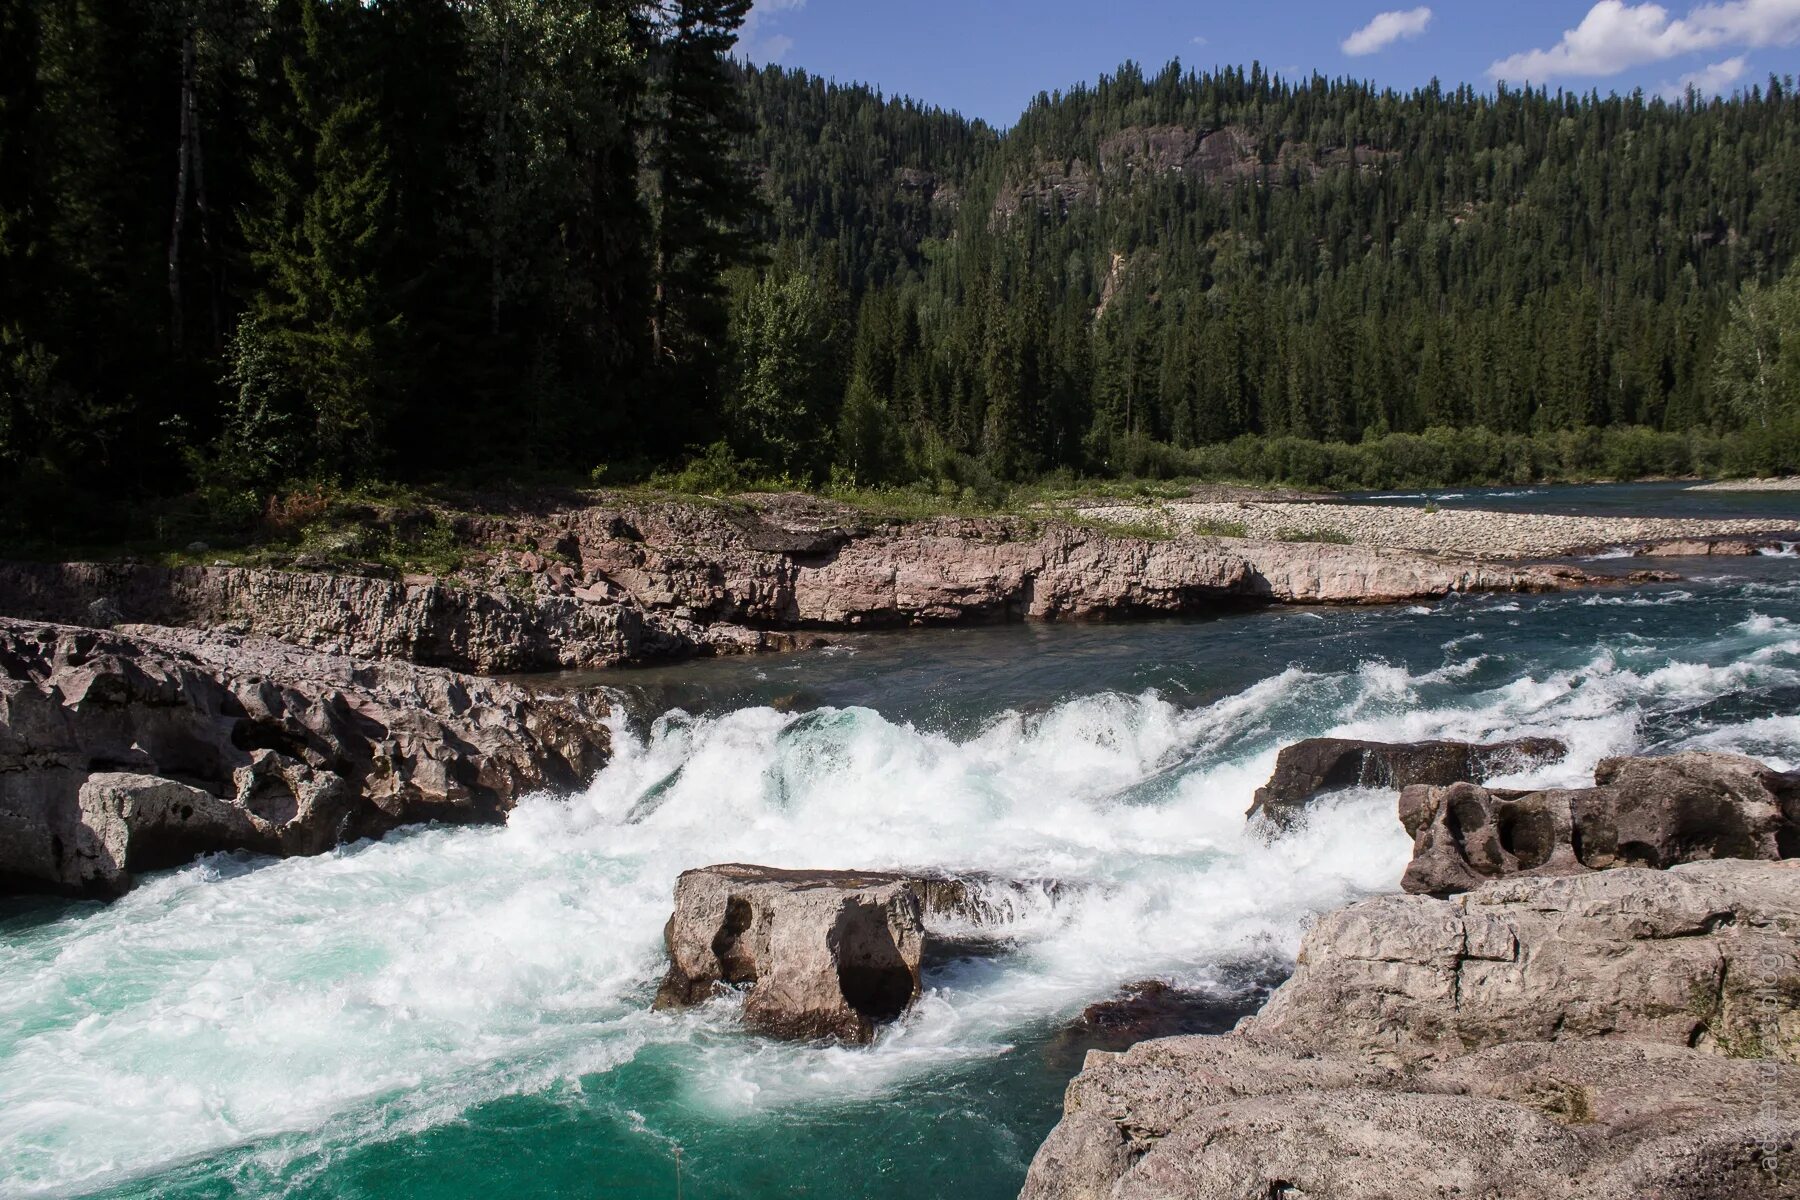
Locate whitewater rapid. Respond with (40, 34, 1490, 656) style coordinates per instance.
(3, 568, 1799, 1197)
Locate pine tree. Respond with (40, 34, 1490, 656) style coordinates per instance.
(237, 0, 399, 477)
(644, 0, 761, 450)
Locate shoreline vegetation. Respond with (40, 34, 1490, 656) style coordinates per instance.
(9, 425, 1799, 570)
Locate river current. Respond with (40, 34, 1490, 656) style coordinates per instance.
(4, 541, 1800, 1198)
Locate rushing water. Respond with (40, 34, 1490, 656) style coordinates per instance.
(4, 554, 1800, 1200)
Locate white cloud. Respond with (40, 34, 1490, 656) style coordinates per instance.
(1191, 35, 1210, 46)
(1490, 0, 1800, 81)
(739, 0, 806, 63)
(1342, 7, 1434, 56)
(1661, 53, 1751, 96)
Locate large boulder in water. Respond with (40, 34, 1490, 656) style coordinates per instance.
(0, 618, 610, 897)
(1020, 860, 1800, 1200)
(1248, 736, 1567, 826)
(654, 865, 928, 1044)
(1400, 751, 1799, 895)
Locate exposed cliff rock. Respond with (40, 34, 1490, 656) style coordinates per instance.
(1248, 736, 1567, 827)
(1021, 860, 1800, 1200)
(0, 618, 610, 897)
(1400, 751, 1800, 895)
(0, 495, 1606, 673)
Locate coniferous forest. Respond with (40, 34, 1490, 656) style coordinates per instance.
(5, 1, 1800, 546)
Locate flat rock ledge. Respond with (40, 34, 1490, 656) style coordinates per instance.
(0, 495, 1616, 673)
(654, 864, 1058, 1043)
(1021, 860, 1800, 1200)
(0, 618, 610, 897)
(1248, 736, 1568, 827)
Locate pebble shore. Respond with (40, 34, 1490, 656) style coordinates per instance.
(1688, 477, 1800, 492)
(1079, 499, 1800, 560)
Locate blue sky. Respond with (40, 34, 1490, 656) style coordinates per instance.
(737, 1, 1800, 125)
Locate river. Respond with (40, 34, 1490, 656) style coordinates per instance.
(3, 548, 1799, 1199)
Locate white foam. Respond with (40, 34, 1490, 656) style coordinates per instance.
(7, 583, 1800, 1196)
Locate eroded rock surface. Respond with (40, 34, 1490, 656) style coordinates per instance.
(653, 865, 1070, 1043)
(654, 865, 928, 1043)
(0, 618, 609, 896)
(1021, 861, 1800, 1200)
(1248, 736, 1567, 826)
(0, 494, 1608, 672)
(1401, 751, 1800, 895)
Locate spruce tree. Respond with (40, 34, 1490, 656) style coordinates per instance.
(237, 0, 399, 478)
(645, 0, 761, 450)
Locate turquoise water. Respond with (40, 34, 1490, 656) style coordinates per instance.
(4, 555, 1800, 1200)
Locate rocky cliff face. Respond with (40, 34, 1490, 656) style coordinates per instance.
(0, 619, 610, 896)
(1021, 860, 1800, 1200)
(0, 495, 1600, 673)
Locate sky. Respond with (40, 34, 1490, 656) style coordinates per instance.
(736, 0, 1800, 126)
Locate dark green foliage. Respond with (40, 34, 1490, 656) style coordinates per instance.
(645, 0, 763, 447)
(6, 38, 1800, 552)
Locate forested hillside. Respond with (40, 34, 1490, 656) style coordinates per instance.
(4, 3, 1800, 548)
(742, 61, 1800, 487)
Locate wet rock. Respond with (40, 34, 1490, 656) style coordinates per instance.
(1248, 736, 1567, 827)
(1020, 861, 1800, 1200)
(653, 866, 1074, 1043)
(0, 618, 610, 897)
(654, 865, 927, 1044)
(1071, 973, 1286, 1052)
(1401, 751, 1799, 895)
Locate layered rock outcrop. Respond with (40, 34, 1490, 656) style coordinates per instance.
(1401, 751, 1800, 895)
(0, 494, 1607, 673)
(1247, 736, 1567, 826)
(0, 618, 609, 896)
(1021, 861, 1800, 1200)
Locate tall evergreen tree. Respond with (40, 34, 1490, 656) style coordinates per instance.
(644, 0, 760, 449)
(236, 0, 399, 477)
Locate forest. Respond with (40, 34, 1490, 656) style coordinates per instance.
(4, 1, 1800, 547)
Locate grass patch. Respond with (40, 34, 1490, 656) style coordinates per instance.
(1275, 527, 1355, 545)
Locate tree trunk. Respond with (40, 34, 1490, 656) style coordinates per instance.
(168, 24, 197, 351)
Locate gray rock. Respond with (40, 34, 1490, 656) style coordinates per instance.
(0, 493, 1610, 673)
(1401, 751, 1799, 895)
(654, 865, 927, 1044)
(1020, 861, 1800, 1200)
(1255, 860, 1799, 1066)
(0, 618, 610, 897)
(1249, 736, 1567, 826)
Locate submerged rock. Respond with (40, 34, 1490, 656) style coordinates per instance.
(0, 618, 610, 897)
(1248, 736, 1567, 826)
(1020, 860, 1800, 1200)
(654, 865, 927, 1044)
(1070, 972, 1286, 1053)
(1401, 751, 1800, 895)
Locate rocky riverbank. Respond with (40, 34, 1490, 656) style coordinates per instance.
(0, 494, 1629, 673)
(1081, 497, 1800, 559)
(1019, 746, 1800, 1199)
(1692, 477, 1800, 492)
(0, 618, 611, 896)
